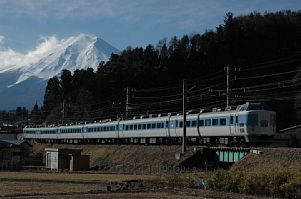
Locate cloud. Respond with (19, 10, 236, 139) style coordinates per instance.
(0, 35, 59, 72)
(0, 35, 5, 45)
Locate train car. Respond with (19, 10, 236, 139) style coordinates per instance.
(23, 102, 276, 145)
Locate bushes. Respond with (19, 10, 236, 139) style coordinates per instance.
(206, 169, 301, 198)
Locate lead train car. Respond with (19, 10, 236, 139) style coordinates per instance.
(23, 103, 276, 145)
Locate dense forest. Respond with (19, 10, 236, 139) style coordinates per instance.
(38, 11, 301, 129)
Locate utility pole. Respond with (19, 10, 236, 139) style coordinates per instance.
(226, 65, 230, 108)
(125, 87, 129, 120)
(182, 79, 186, 154)
(62, 101, 65, 124)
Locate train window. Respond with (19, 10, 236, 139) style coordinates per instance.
(186, 121, 191, 127)
(134, 124, 137, 130)
(220, 118, 226, 126)
(270, 115, 276, 127)
(142, 124, 146, 129)
(110, 126, 114, 131)
(156, 123, 160, 128)
(166, 121, 169, 128)
(239, 106, 247, 111)
(152, 123, 156, 128)
(159, 122, 163, 128)
(147, 123, 151, 129)
(205, 119, 211, 126)
(138, 124, 142, 129)
(230, 116, 234, 124)
(198, 120, 204, 126)
(125, 125, 129, 131)
(236, 116, 239, 123)
(212, 119, 218, 126)
(191, 120, 197, 127)
(260, 120, 268, 127)
(175, 121, 178, 127)
(179, 121, 183, 128)
(129, 125, 133, 130)
(247, 104, 263, 111)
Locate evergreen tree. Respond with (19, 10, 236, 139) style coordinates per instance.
(30, 103, 41, 124)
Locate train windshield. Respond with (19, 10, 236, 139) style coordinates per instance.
(239, 103, 272, 111)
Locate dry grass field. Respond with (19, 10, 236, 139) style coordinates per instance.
(0, 181, 100, 195)
(0, 171, 165, 198)
(0, 171, 265, 199)
(0, 171, 162, 183)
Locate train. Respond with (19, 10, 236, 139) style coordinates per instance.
(23, 102, 276, 145)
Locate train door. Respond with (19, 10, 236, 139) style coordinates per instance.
(229, 114, 237, 134)
(83, 126, 87, 139)
(56, 129, 60, 140)
(197, 114, 204, 139)
(165, 115, 171, 137)
(117, 121, 120, 139)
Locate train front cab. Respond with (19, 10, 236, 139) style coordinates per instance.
(243, 103, 276, 142)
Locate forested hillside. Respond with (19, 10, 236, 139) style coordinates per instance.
(39, 11, 301, 129)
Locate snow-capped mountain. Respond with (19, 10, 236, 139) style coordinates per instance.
(0, 34, 120, 109)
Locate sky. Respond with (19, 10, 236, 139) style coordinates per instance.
(0, 0, 300, 52)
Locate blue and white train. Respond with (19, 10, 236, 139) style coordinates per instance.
(23, 103, 276, 145)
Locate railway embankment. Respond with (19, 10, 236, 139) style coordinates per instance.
(231, 147, 301, 172)
(32, 144, 184, 173)
(31, 144, 301, 172)
(205, 147, 301, 198)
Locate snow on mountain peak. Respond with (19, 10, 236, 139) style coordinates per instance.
(0, 34, 119, 85)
